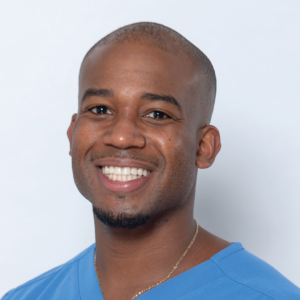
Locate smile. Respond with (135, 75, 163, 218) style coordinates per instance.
(100, 166, 151, 182)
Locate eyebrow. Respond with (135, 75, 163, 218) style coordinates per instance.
(81, 89, 181, 109)
(81, 88, 114, 102)
(141, 93, 181, 109)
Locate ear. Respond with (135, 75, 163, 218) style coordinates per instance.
(67, 114, 77, 156)
(196, 125, 221, 169)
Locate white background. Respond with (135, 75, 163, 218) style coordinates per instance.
(1, 0, 299, 296)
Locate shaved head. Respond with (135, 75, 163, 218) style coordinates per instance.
(80, 22, 217, 124)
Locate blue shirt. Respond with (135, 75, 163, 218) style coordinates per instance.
(2, 243, 300, 299)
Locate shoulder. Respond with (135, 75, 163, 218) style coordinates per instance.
(1, 244, 95, 300)
(210, 243, 300, 300)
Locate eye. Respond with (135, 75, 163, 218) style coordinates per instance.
(90, 106, 113, 115)
(145, 111, 170, 120)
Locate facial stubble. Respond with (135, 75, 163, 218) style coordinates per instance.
(93, 206, 151, 229)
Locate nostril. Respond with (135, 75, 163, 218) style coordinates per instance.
(102, 128, 146, 149)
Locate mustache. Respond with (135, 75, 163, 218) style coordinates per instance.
(90, 150, 160, 168)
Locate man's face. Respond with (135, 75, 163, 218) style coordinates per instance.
(68, 42, 204, 227)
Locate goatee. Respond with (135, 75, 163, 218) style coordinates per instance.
(93, 206, 151, 229)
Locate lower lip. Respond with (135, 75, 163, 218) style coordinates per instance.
(96, 168, 151, 193)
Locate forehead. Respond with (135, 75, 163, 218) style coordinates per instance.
(79, 42, 200, 107)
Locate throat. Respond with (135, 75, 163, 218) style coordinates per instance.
(94, 221, 199, 300)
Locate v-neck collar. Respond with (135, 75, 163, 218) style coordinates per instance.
(78, 243, 243, 300)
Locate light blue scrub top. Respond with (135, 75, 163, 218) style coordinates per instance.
(2, 243, 300, 299)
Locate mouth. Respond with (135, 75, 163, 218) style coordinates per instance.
(100, 166, 151, 182)
(95, 159, 155, 193)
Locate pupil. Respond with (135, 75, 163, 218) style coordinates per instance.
(97, 106, 107, 114)
(155, 111, 164, 119)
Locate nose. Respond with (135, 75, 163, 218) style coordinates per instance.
(102, 114, 146, 149)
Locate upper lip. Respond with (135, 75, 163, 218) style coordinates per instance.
(94, 158, 156, 171)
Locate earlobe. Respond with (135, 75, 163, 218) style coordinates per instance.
(196, 125, 221, 169)
(67, 114, 77, 157)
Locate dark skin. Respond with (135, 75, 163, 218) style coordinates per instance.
(67, 41, 230, 300)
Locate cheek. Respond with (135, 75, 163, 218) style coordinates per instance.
(171, 134, 196, 180)
(72, 119, 100, 152)
(155, 126, 196, 170)
(171, 144, 197, 205)
(71, 119, 100, 200)
(169, 129, 196, 159)
(159, 130, 197, 198)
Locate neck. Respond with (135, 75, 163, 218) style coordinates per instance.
(94, 209, 197, 289)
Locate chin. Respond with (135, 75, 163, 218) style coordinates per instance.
(93, 206, 151, 229)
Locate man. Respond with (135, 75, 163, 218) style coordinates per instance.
(2, 22, 300, 300)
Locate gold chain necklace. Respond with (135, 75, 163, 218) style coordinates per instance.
(94, 220, 199, 300)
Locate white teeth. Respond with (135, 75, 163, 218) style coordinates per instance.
(101, 165, 151, 181)
(115, 167, 122, 175)
(130, 168, 138, 175)
(123, 167, 131, 175)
